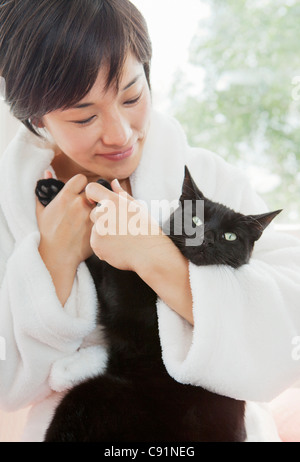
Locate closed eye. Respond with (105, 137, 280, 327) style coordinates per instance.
(73, 115, 96, 126)
(124, 92, 143, 106)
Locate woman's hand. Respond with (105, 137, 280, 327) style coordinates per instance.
(86, 179, 194, 324)
(36, 173, 95, 269)
(35, 172, 96, 306)
(86, 179, 164, 272)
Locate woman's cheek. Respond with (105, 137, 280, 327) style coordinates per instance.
(60, 127, 96, 158)
(143, 91, 152, 121)
(134, 94, 151, 135)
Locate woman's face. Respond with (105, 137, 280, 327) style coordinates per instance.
(42, 53, 152, 182)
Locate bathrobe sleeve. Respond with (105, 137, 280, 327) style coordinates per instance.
(0, 223, 106, 411)
(156, 146, 300, 403)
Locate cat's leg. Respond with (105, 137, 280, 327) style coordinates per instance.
(35, 179, 65, 206)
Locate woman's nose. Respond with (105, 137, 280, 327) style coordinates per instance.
(101, 112, 132, 147)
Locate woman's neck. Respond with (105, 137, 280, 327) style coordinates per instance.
(51, 149, 132, 195)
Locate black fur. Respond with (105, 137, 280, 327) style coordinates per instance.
(35, 167, 281, 442)
(166, 167, 282, 269)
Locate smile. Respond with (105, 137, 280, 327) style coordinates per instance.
(96, 145, 135, 162)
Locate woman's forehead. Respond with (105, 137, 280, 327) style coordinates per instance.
(50, 54, 145, 117)
(76, 54, 144, 101)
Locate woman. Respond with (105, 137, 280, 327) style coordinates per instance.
(0, 0, 299, 442)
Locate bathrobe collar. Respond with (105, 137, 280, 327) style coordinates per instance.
(0, 127, 55, 242)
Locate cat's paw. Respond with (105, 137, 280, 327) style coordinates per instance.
(35, 178, 65, 206)
(49, 345, 108, 392)
(35, 177, 111, 207)
(96, 178, 112, 191)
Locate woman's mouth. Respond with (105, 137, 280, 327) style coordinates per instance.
(95, 145, 135, 162)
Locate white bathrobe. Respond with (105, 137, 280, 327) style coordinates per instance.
(1, 110, 299, 442)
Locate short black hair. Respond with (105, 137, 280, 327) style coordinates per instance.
(0, 0, 152, 136)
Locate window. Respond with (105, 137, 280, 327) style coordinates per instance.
(133, 0, 300, 231)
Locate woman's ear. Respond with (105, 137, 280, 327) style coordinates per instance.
(31, 117, 45, 128)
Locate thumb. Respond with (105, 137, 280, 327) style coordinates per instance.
(111, 179, 134, 201)
(35, 196, 45, 217)
(44, 170, 53, 179)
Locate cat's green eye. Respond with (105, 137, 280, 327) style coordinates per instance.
(192, 216, 203, 227)
(223, 232, 237, 242)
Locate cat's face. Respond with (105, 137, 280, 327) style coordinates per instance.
(165, 167, 281, 269)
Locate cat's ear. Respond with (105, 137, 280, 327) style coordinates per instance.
(247, 209, 282, 241)
(180, 166, 205, 202)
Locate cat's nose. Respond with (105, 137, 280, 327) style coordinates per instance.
(204, 230, 215, 244)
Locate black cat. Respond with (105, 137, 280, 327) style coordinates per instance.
(35, 166, 281, 442)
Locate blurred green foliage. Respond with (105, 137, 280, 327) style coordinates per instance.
(170, 0, 300, 223)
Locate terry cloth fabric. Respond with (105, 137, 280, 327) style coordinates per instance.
(1, 110, 300, 441)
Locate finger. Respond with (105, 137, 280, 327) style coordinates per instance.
(111, 179, 135, 201)
(90, 225, 102, 259)
(35, 196, 45, 215)
(85, 182, 113, 205)
(64, 174, 88, 195)
(78, 190, 95, 209)
(90, 203, 101, 223)
(44, 170, 53, 179)
(89, 198, 112, 223)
